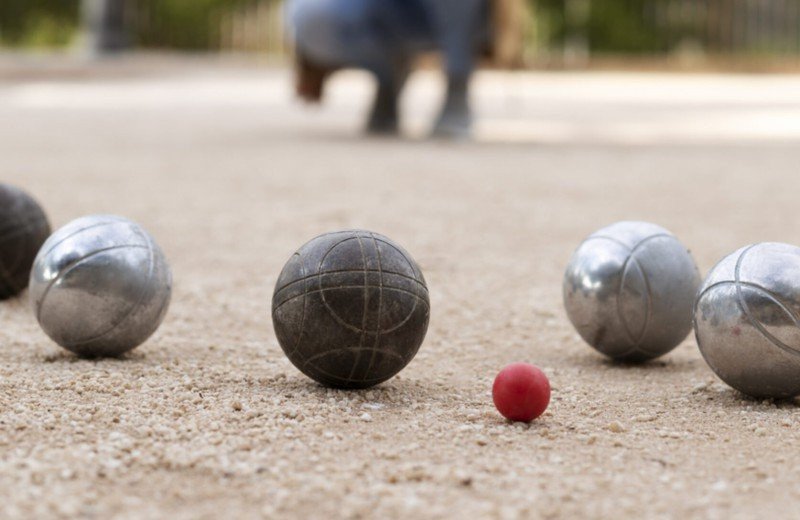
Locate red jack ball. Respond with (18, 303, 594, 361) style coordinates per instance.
(492, 363, 551, 422)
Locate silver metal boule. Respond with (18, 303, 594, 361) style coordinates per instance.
(29, 215, 172, 357)
(694, 242, 800, 399)
(563, 221, 701, 362)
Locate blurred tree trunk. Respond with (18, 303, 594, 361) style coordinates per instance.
(83, 0, 130, 53)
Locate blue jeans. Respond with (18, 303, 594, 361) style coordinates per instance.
(288, 0, 487, 83)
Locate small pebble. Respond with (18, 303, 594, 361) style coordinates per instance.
(608, 421, 626, 433)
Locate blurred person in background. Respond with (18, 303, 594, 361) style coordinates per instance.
(83, 0, 130, 53)
(287, 0, 523, 138)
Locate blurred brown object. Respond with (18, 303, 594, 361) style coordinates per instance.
(295, 52, 335, 102)
(487, 0, 526, 68)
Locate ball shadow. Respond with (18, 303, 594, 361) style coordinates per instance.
(691, 386, 800, 410)
(278, 373, 440, 408)
(570, 351, 699, 375)
(41, 349, 147, 364)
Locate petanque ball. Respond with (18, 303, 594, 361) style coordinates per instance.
(0, 184, 51, 300)
(29, 214, 172, 357)
(272, 230, 430, 389)
(563, 221, 701, 362)
(695, 242, 800, 398)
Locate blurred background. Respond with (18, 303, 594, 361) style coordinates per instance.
(2, 0, 800, 70)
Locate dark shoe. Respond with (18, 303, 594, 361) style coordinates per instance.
(365, 59, 411, 136)
(366, 80, 400, 135)
(432, 107, 473, 139)
(367, 113, 400, 135)
(431, 75, 473, 139)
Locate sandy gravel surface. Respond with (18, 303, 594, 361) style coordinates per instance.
(1, 58, 800, 519)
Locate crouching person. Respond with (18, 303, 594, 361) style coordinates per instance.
(287, 0, 522, 138)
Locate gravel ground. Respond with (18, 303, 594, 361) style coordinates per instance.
(1, 57, 800, 519)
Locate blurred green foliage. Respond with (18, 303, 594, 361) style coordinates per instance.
(532, 0, 668, 53)
(0, 0, 261, 49)
(528, 0, 567, 49)
(136, 0, 254, 49)
(0, 0, 80, 47)
(1, 0, 798, 58)
(586, 1, 668, 53)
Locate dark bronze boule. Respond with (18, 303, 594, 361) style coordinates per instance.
(272, 230, 430, 389)
(0, 184, 51, 300)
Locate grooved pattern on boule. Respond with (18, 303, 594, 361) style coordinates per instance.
(694, 242, 800, 398)
(617, 245, 651, 351)
(34, 244, 149, 324)
(563, 221, 700, 362)
(272, 230, 430, 389)
(734, 245, 800, 357)
(36, 216, 128, 263)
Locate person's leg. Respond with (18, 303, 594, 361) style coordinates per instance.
(365, 59, 409, 134)
(423, 0, 488, 137)
(362, 1, 431, 134)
